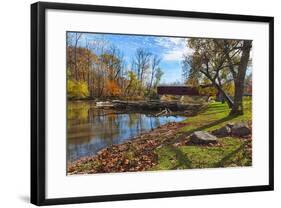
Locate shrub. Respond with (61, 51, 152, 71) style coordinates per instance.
(67, 80, 89, 99)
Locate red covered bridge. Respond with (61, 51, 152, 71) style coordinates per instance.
(157, 85, 200, 96)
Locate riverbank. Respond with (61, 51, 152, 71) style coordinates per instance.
(68, 99, 206, 116)
(67, 100, 252, 174)
(67, 121, 187, 174)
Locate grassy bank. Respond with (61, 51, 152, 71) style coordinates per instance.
(151, 98, 252, 170)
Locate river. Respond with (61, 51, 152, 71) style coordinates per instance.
(67, 101, 186, 162)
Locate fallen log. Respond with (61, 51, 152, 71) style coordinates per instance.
(155, 108, 172, 117)
(94, 100, 204, 116)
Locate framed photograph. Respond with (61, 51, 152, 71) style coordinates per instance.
(31, 1, 274, 205)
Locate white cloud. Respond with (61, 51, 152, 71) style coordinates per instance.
(155, 37, 193, 62)
(163, 49, 184, 61)
(163, 46, 193, 61)
(168, 37, 185, 45)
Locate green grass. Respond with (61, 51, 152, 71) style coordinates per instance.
(180, 98, 251, 133)
(151, 98, 252, 170)
(151, 138, 251, 170)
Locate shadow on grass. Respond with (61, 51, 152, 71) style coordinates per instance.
(166, 141, 249, 170)
(166, 146, 192, 169)
(213, 141, 249, 167)
(173, 114, 239, 144)
(157, 114, 245, 170)
(201, 110, 229, 115)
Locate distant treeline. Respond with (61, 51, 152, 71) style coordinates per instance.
(67, 33, 163, 100)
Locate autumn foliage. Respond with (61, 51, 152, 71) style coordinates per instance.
(105, 80, 122, 97)
(67, 80, 89, 99)
(67, 32, 164, 100)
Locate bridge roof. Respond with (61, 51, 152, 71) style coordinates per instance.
(157, 85, 199, 96)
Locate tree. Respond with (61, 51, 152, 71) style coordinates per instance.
(183, 38, 237, 108)
(154, 67, 164, 88)
(244, 73, 252, 95)
(73, 33, 83, 80)
(66, 33, 165, 100)
(197, 78, 217, 98)
(67, 80, 89, 99)
(148, 55, 161, 96)
(90, 38, 108, 97)
(182, 38, 252, 115)
(84, 38, 96, 97)
(125, 71, 140, 97)
(229, 40, 252, 115)
(132, 48, 151, 94)
(100, 45, 123, 81)
(105, 80, 121, 97)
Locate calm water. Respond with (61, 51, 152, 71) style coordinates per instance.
(67, 101, 186, 162)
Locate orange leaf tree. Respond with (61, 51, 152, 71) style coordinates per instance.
(105, 80, 121, 97)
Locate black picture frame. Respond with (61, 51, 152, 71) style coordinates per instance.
(31, 1, 274, 206)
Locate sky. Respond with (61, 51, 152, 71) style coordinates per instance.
(69, 32, 192, 84)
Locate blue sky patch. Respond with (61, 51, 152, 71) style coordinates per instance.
(68, 32, 190, 84)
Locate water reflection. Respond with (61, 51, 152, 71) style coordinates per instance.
(67, 101, 186, 162)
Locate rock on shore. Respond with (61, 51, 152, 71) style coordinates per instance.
(190, 131, 218, 145)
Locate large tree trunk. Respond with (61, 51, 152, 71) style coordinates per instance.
(230, 40, 252, 115)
